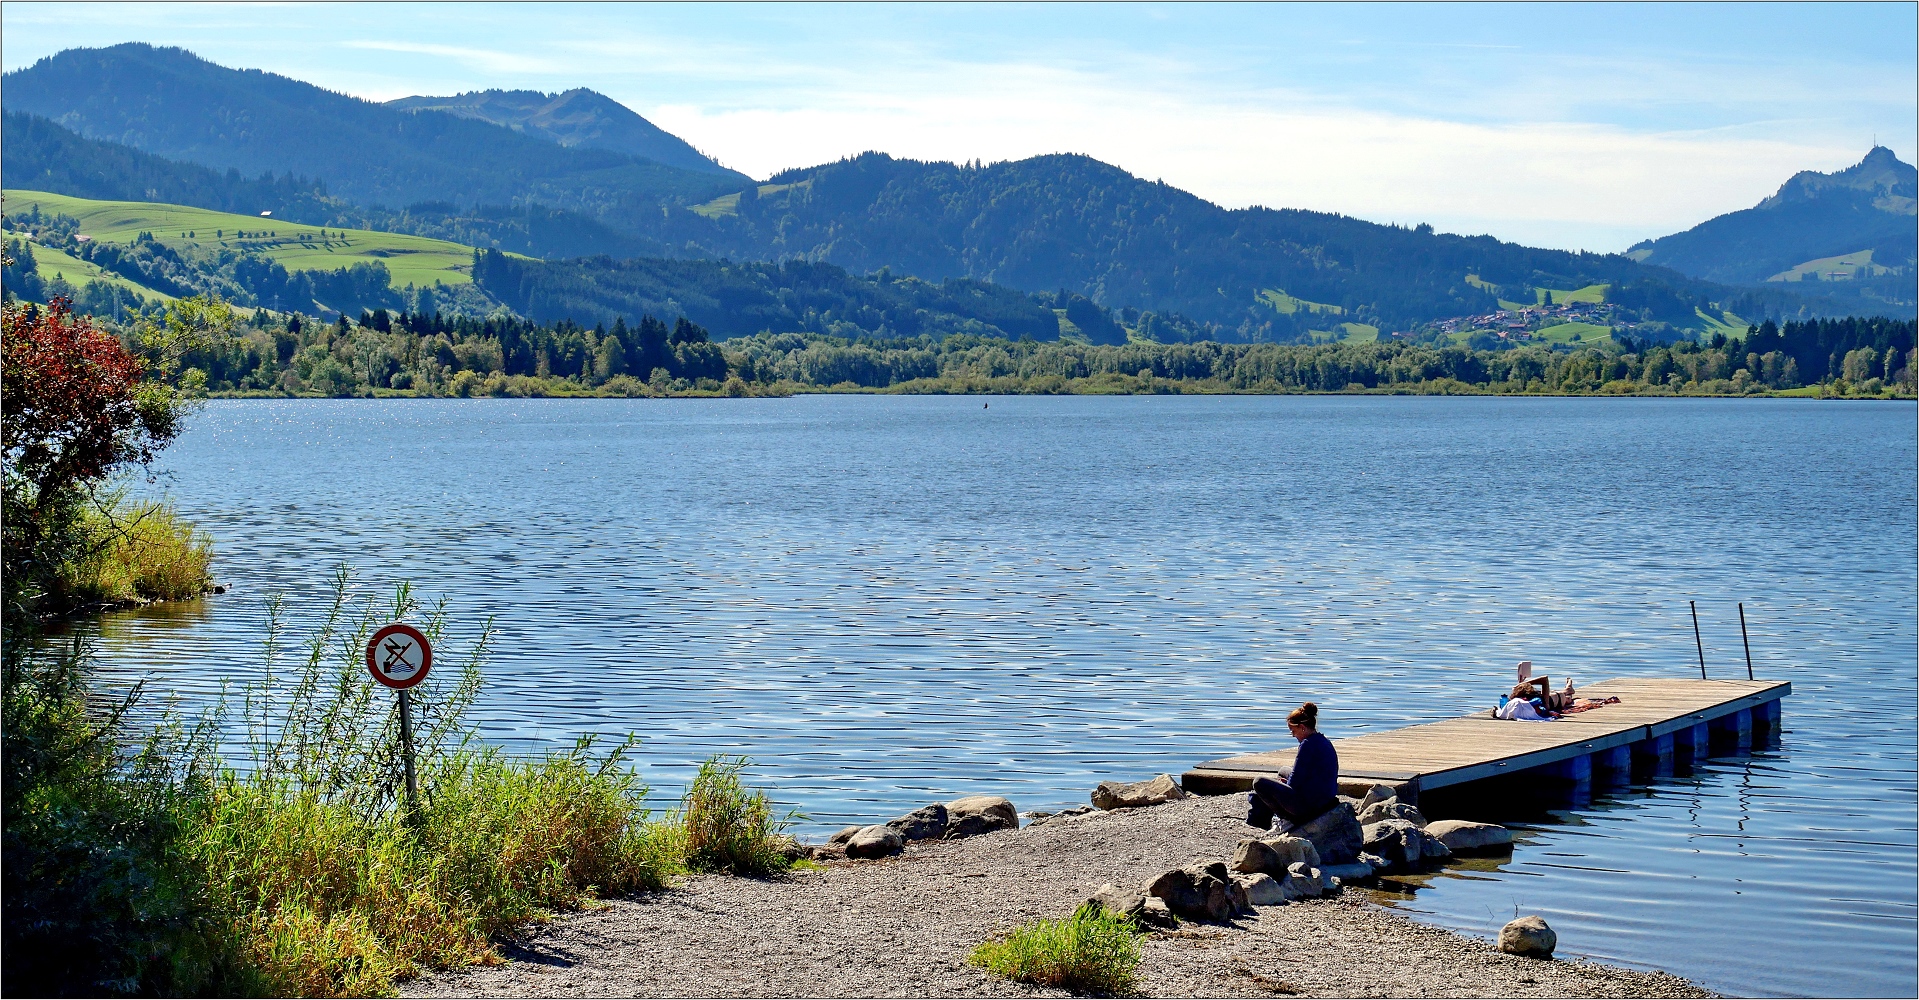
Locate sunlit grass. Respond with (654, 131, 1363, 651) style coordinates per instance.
(64, 498, 213, 605)
(969, 903, 1142, 994)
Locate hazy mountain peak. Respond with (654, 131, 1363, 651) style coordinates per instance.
(386, 87, 734, 176)
(1626, 146, 1917, 287)
(1759, 146, 1917, 215)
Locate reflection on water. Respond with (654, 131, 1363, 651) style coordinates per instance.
(89, 395, 1916, 998)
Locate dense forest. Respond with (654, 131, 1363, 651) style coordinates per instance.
(71, 296, 1903, 400)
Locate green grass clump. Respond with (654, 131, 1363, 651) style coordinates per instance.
(677, 755, 794, 878)
(192, 741, 682, 996)
(968, 903, 1142, 994)
(64, 498, 214, 605)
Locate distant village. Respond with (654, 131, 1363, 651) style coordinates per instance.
(1398, 295, 1622, 345)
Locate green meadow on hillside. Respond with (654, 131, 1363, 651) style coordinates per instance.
(25, 243, 177, 303)
(1258, 288, 1344, 316)
(1533, 321, 1613, 345)
(5, 189, 478, 288)
(692, 181, 810, 219)
(1766, 249, 1893, 283)
(1537, 282, 1608, 305)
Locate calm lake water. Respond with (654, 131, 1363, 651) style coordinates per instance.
(94, 395, 1915, 998)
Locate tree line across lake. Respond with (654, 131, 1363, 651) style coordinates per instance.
(68, 299, 1910, 399)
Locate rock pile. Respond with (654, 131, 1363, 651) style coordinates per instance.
(814, 795, 1020, 860)
(1328, 785, 1514, 875)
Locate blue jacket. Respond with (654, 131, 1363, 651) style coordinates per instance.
(1292, 732, 1339, 811)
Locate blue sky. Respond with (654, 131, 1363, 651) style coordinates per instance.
(4, 2, 1914, 252)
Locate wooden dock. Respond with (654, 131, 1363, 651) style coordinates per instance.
(1183, 677, 1790, 801)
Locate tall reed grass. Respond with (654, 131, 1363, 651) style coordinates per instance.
(4, 568, 793, 997)
(62, 497, 214, 606)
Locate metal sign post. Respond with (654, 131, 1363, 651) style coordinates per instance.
(367, 623, 433, 820)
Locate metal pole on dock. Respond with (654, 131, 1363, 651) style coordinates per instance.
(1738, 602, 1754, 680)
(1690, 600, 1707, 679)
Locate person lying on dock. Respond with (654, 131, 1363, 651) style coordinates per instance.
(1246, 702, 1339, 831)
(1500, 661, 1621, 720)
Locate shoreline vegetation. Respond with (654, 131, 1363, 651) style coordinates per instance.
(141, 302, 1913, 403)
(1, 297, 799, 997)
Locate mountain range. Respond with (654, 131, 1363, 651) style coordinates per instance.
(1629, 146, 1916, 288)
(4, 43, 1911, 335)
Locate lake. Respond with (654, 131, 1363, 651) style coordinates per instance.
(94, 394, 1916, 998)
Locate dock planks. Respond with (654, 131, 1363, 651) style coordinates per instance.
(1182, 677, 1789, 796)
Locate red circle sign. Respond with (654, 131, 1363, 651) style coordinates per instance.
(366, 623, 433, 690)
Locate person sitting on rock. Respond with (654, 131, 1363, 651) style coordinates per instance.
(1246, 702, 1338, 830)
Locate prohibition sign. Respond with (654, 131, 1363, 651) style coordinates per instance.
(366, 624, 432, 690)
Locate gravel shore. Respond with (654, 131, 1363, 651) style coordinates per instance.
(406, 794, 1709, 998)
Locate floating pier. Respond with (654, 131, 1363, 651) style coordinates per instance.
(1183, 678, 1789, 804)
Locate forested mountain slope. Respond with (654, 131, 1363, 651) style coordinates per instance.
(386, 89, 733, 176)
(1629, 147, 1917, 286)
(2, 111, 666, 261)
(472, 250, 1073, 341)
(1, 44, 747, 209)
(1, 111, 334, 218)
(669, 152, 1863, 334)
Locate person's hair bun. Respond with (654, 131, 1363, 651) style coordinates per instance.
(1288, 701, 1319, 727)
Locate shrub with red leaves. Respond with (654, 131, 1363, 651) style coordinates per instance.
(2, 297, 180, 496)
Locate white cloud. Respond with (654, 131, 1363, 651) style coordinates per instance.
(341, 40, 564, 78)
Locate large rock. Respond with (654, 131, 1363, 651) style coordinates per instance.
(1355, 784, 1399, 817)
(1425, 819, 1514, 853)
(944, 795, 1018, 839)
(1135, 896, 1177, 928)
(1086, 882, 1178, 928)
(1356, 798, 1429, 828)
(1026, 804, 1096, 829)
(1319, 861, 1376, 884)
(1232, 839, 1281, 875)
(1234, 873, 1287, 906)
(1422, 836, 1453, 861)
(845, 824, 905, 859)
(884, 803, 949, 841)
(1499, 915, 1557, 958)
(1282, 802, 1363, 865)
(1363, 818, 1429, 871)
(1232, 835, 1320, 876)
(1281, 861, 1325, 899)
(1091, 773, 1187, 810)
(827, 825, 862, 847)
(1146, 861, 1241, 922)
